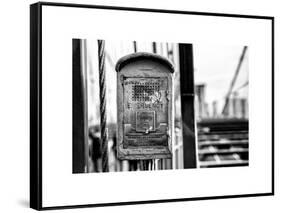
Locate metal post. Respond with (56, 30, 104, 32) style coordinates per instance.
(133, 41, 137, 52)
(179, 43, 197, 168)
(98, 40, 109, 172)
(80, 39, 89, 173)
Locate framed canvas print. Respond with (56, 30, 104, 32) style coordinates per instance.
(30, 1, 274, 210)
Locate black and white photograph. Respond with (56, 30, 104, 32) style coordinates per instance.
(29, 2, 274, 210)
(1, 0, 280, 212)
(72, 39, 249, 173)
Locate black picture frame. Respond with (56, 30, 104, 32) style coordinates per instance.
(30, 1, 274, 210)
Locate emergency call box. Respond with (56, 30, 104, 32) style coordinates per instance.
(115, 52, 174, 160)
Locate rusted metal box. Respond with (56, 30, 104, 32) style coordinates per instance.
(115, 52, 174, 160)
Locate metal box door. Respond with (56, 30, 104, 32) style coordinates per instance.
(116, 53, 174, 160)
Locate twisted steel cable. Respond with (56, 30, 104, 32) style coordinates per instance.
(98, 40, 109, 172)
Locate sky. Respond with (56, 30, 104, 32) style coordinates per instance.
(193, 43, 249, 112)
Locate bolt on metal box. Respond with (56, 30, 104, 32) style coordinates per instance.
(115, 52, 174, 160)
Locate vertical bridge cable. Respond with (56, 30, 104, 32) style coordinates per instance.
(222, 46, 248, 116)
(98, 40, 109, 172)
